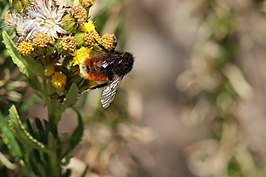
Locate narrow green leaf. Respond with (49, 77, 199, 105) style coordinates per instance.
(0, 113, 22, 157)
(2, 31, 44, 77)
(60, 83, 79, 112)
(62, 107, 84, 157)
(8, 105, 45, 150)
(2, 31, 28, 76)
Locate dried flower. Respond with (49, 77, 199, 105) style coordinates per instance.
(61, 36, 77, 52)
(70, 6, 88, 24)
(7, 0, 68, 39)
(17, 41, 34, 56)
(33, 33, 53, 48)
(51, 71, 67, 89)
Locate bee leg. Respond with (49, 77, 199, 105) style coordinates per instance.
(90, 82, 110, 89)
(79, 82, 109, 95)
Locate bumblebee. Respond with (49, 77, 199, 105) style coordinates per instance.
(80, 40, 134, 108)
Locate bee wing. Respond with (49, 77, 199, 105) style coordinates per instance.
(101, 77, 123, 108)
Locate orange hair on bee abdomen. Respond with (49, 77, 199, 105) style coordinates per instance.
(82, 72, 109, 81)
(81, 55, 109, 81)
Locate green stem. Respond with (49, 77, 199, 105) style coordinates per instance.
(48, 150, 61, 177)
(47, 97, 61, 124)
(43, 77, 61, 124)
(43, 77, 62, 176)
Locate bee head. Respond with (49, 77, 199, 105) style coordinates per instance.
(113, 51, 134, 76)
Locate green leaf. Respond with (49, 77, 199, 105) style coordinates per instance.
(2, 31, 44, 77)
(2, 31, 28, 76)
(60, 83, 79, 113)
(8, 105, 45, 151)
(0, 113, 22, 157)
(62, 107, 84, 157)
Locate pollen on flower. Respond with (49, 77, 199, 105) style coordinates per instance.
(85, 30, 102, 45)
(51, 72, 67, 89)
(33, 33, 53, 48)
(61, 36, 77, 52)
(84, 32, 97, 45)
(80, 21, 95, 32)
(71, 47, 92, 66)
(44, 64, 55, 77)
(79, 0, 96, 8)
(102, 33, 116, 50)
(70, 6, 87, 24)
(17, 41, 34, 56)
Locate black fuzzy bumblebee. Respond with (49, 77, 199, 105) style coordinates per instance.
(80, 39, 134, 108)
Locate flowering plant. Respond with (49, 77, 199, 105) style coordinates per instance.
(0, 0, 131, 176)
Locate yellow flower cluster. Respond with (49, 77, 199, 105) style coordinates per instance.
(80, 21, 101, 45)
(80, 21, 95, 32)
(33, 33, 52, 48)
(61, 36, 77, 52)
(17, 41, 34, 56)
(44, 64, 55, 77)
(102, 33, 116, 50)
(51, 72, 67, 89)
(44, 65, 67, 89)
(71, 47, 92, 66)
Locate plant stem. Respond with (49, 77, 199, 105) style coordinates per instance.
(47, 97, 61, 124)
(43, 77, 61, 124)
(48, 150, 61, 177)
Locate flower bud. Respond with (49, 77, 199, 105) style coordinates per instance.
(17, 41, 34, 56)
(102, 33, 117, 51)
(79, 0, 96, 8)
(70, 6, 88, 24)
(61, 14, 77, 33)
(61, 36, 77, 52)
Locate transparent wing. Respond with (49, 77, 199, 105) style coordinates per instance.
(101, 77, 123, 108)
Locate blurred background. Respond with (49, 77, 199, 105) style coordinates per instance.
(2, 0, 266, 177)
(109, 0, 266, 176)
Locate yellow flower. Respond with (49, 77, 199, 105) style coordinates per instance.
(51, 72, 67, 89)
(17, 41, 34, 56)
(71, 47, 92, 66)
(44, 64, 55, 77)
(80, 21, 95, 32)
